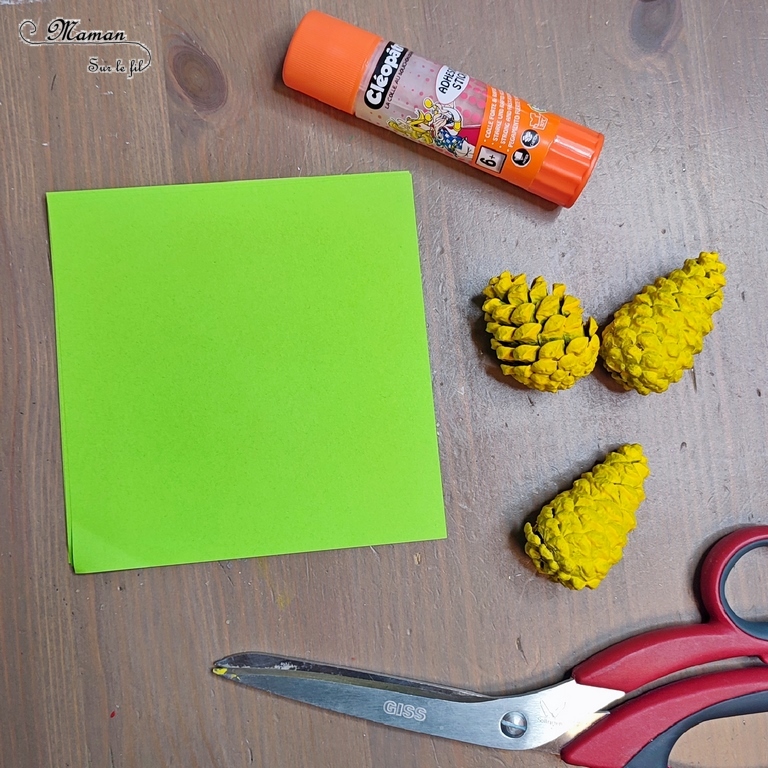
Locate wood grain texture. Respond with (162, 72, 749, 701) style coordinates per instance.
(1, 1, 767, 766)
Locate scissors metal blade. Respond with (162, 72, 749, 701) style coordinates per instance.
(213, 652, 624, 750)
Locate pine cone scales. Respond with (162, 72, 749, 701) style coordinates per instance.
(482, 272, 599, 392)
(599, 252, 726, 395)
(524, 444, 649, 590)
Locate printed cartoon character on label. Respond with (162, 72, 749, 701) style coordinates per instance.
(423, 98, 474, 160)
(388, 106, 436, 145)
(388, 98, 475, 160)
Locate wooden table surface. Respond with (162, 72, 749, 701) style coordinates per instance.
(2, 1, 768, 766)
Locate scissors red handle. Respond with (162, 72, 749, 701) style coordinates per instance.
(573, 526, 768, 692)
(562, 665, 768, 768)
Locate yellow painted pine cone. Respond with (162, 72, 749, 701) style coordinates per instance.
(599, 252, 726, 395)
(524, 444, 649, 590)
(482, 272, 599, 392)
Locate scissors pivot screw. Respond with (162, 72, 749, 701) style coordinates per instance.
(500, 711, 527, 738)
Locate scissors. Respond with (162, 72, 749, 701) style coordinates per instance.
(212, 526, 768, 767)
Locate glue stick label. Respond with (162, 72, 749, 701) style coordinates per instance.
(355, 47, 561, 190)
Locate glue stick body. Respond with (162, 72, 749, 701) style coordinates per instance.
(283, 10, 604, 208)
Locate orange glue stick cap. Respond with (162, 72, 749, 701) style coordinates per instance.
(283, 10, 383, 115)
(528, 118, 604, 208)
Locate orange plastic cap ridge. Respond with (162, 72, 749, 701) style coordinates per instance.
(283, 10, 383, 115)
(528, 118, 604, 208)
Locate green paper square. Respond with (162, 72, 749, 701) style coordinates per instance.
(47, 172, 446, 573)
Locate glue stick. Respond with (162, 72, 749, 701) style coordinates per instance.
(283, 10, 604, 208)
